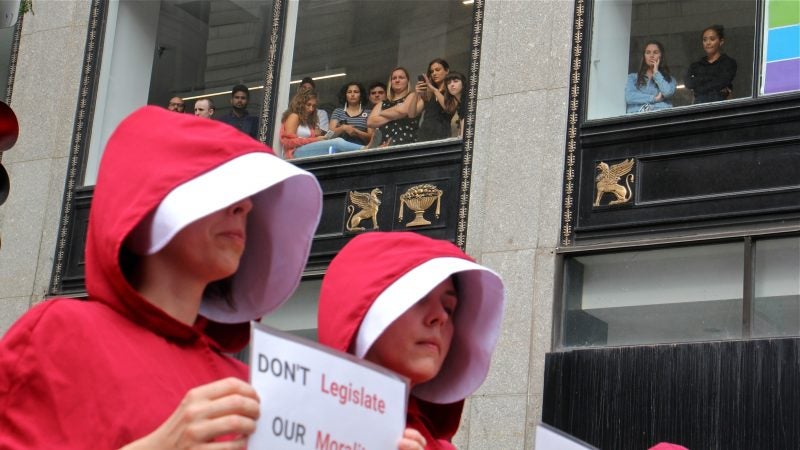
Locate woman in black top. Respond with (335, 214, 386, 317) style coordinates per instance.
(415, 58, 452, 142)
(686, 24, 737, 104)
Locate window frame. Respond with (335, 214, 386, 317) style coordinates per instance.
(554, 229, 800, 349)
(49, 0, 488, 295)
(559, 0, 800, 248)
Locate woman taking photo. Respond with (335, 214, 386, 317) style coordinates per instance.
(329, 81, 374, 146)
(624, 41, 676, 113)
(280, 88, 365, 159)
(415, 58, 452, 142)
(367, 67, 419, 146)
(686, 24, 737, 104)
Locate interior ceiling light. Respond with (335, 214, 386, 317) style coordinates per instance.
(182, 73, 347, 100)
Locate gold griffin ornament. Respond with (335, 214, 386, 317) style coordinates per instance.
(593, 158, 635, 207)
(398, 184, 443, 227)
(346, 188, 382, 232)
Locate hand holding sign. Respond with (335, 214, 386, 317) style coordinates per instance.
(120, 378, 260, 450)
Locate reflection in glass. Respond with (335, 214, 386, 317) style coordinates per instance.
(760, 0, 800, 95)
(753, 237, 800, 337)
(276, 0, 472, 159)
(587, 0, 756, 120)
(564, 244, 744, 347)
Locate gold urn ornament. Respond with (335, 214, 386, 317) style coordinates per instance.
(398, 184, 443, 227)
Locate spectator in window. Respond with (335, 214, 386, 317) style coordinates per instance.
(167, 96, 185, 113)
(218, 84, 259, 138)
(329, 82, 374, 146)
(367, 67, 420, 146)
(686, 24, 737, 104)
(625, 41, 676, 114)
(0, 106, 323, 449)
(443, 72, 467, 138)
(193, 98, 215, 119)
(167, 97, 186, 113)
(317, 232, 505, 450)
(299, 77, 330, 131)
(415, 58, 453, 142)
(368, 82, 388, 108)
(280, 88, 374, 159)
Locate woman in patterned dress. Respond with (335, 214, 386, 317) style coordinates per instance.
(367, 67, 420, 146)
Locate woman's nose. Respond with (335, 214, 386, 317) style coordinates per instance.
(229, 197, 253, 216)
(425, 301, 449, 326)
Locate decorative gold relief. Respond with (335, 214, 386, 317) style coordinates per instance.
(346, 188, 382, 232)
(593, 158, 635, 207)
(398, 184, 443, 227)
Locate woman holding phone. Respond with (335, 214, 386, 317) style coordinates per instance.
(415, 58, 452, 142)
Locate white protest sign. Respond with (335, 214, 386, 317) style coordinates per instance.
(534, 422, 599, 450)
(249, 322, 408, 450)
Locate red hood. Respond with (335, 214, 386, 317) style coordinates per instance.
(85, 106, 276, 352)
(317, 232, 499, 442)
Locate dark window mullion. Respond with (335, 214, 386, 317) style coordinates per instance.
(752, 0, 766, 98)
(742, 236, 754, 338)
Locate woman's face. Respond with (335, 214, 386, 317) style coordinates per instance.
(158, 197, 253, 283)
(702, 29, 723, 57)
(390, 70, 409, 94)
(429, 63, 449, 86)
(643, 44, 662, 68)
(365, 277, 457, 385)
(345, 85, 361, 106)
(446, 78, 463, 97)
(304, 98, 317, 117)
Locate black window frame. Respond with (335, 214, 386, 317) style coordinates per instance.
(559, 0, 800, 248)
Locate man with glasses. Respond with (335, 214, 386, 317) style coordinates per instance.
(167, 96, 185, 113)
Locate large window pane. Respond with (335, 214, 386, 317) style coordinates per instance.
(564, 243, 744, 347)
(274, 0, 473, 159)
(261, 279, 321, 341)
(587, 0, 756, 120)
(84, 0, 272, 186)
(753, 237, 800, 337)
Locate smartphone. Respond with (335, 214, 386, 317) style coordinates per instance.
(418, 74, 425, 82)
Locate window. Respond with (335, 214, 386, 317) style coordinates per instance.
(272, 0, 473, 159)
(83, 0, 273, 185)
(753, 237, 800, 337)
(563, 243, 745, 347)
(586, 0, 800, 120)
(261, 279, 321, 341)
(562, 236, 800, 347)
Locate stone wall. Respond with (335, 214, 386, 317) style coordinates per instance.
(454, 1, 573, 448)
(0, 3, 90, 331)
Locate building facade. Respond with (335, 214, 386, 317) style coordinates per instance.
(0, 1, 798, 449)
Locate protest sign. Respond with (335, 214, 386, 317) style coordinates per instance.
(249, 322, 408, 449)
(534, 422, 599, 450)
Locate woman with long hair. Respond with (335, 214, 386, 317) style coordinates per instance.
(686, 24, 737, 104)
(280, 88, 371, 159)
(415, 58, 452, 142)
(442, 72, 467, 138)
(624, 41, 676, 113)
(329, 81, 374, 146)
(367, 67, 420, 146)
